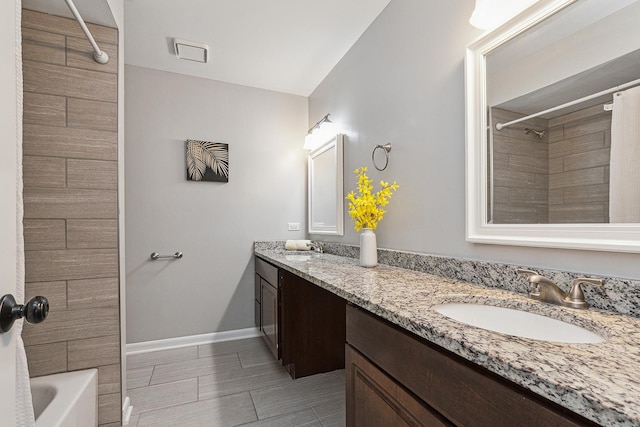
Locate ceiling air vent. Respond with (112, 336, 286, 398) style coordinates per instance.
(173, 39, 209, 63)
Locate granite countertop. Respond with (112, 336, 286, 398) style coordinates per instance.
(255, 247, 640, 427)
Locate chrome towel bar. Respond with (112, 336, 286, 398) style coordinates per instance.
(150, 251, 183, 261)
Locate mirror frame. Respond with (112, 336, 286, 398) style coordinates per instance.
(308, 134, 344, 235)
(465, 0, 640, 253)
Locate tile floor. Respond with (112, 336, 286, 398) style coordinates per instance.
(125, 337, 346, 426)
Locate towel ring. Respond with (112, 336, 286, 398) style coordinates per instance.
(372, 143, 392, 171)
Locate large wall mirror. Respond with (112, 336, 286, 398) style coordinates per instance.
(308, 134, 344, 235)
(466, 0, 640, 252)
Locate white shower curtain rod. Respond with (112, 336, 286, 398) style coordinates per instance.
(495, 77, 640, 131)
(63, 0, 109, 64)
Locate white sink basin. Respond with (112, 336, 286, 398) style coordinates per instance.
(434, 303, 605, 344)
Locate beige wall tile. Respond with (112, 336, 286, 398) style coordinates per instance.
(22, 156, 66, 188)
(24, 248, 118, 282)
(66, 36, 118, 74)
(23, 124, 117, 160)
(549, 189, 564, 205)
(547, 125, 564, 143)
(98, 392, 121, 425)
(21, 27, 65, 65)
(22, 9, 117, 44)
(549, 203, 605, 223)
(563, 114, 611, 140)
(23, 219, 66, 250)
(549, 167, 606, 190)
(549, 132, 605, 159)
(68, 277, 119, 309)
(67, 159, 118, 189)
(548, 104, 609, 127)
(25, 281, 66, 312)
(68, 334, 121, 370)
(23, 307, 119, 346)
(67, 98, 118, 131)
(563, 184, 609, 204)
(493, 134, 547, 159)
(508, 154, 548, 174)
(25, 342, 67, 377)
(22, 9, 121, 424)
(23, 93, 66, 126)
(563, 147, 610, 172)
(502, 188, 548, 204)
(67, 219, 118, 249)
(98, 363, 121, 395)
(549, 157, 563, 174)
(23, 60, 117, 102)
(24, 188, 118, 219)
(493, 169, 535, 189)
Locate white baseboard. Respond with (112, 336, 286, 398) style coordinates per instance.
(126, 327, 261, 355)
(122, 396, 133, 425)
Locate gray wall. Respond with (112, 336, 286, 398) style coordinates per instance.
(125, 65, 307, 343)
(309, 0, 640, 278)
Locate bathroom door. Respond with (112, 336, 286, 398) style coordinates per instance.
(0, 0, 19, 424)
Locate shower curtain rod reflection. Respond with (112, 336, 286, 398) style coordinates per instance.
(494, 77, 640, 131)
(63, 0, 109, 64)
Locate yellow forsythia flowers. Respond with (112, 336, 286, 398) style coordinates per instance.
(346, 167, 399, 231)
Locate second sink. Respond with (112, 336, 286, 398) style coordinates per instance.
(433, 303, 605, 344)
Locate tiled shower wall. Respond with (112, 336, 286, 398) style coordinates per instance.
(548, 103, 612, 223)
(491, 107, 549, 224)
(21, 10, 121, 426)
(491, 104, 612, 224)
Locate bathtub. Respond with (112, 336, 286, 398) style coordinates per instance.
(30, 369, 98, 427)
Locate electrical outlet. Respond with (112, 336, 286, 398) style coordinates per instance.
(288, 222, 300, 231)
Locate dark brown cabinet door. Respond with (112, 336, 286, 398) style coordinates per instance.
(280, 269, 346, 379)
(261, 278, 278, 358)
(346, 345, 452, 427)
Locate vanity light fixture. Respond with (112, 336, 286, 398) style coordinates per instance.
(469, 0, 539, 30)
(303, 114, 337, 150)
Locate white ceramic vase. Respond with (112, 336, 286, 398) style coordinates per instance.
(359, 228, 378, 267)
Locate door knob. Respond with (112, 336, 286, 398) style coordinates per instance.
(0, 294, 49, 333)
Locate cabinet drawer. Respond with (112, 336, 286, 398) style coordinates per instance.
(256, 257, 278, 287)
(346, 305, 596, 427)
(346, 344, 452, 427)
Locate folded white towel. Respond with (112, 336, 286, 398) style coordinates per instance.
(285, 240, 311, 251)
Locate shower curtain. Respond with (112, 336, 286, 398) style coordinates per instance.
(15, 2, 36, 426)
(610, 85, 640, 223)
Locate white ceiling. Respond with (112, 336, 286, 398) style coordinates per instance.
(124, 0, 391, 96)
(22, 0, 391, 97)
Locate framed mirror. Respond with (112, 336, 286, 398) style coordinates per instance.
(466, 0, 640, 252)
(308, 134, 344, 235)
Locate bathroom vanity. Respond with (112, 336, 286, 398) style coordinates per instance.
(255, 256, 346, 378)
(255, 242, 640, 426)
(346, 305, 596, 426)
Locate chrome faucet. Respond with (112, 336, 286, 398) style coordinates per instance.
(516, 268, 604, 309)
(307, 241, 324, 253)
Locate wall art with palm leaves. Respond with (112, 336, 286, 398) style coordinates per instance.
(186, 139, 229, 182)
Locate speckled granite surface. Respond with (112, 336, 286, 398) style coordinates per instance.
(268, 241, 640, 318)
(255, 242, 640, 426)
